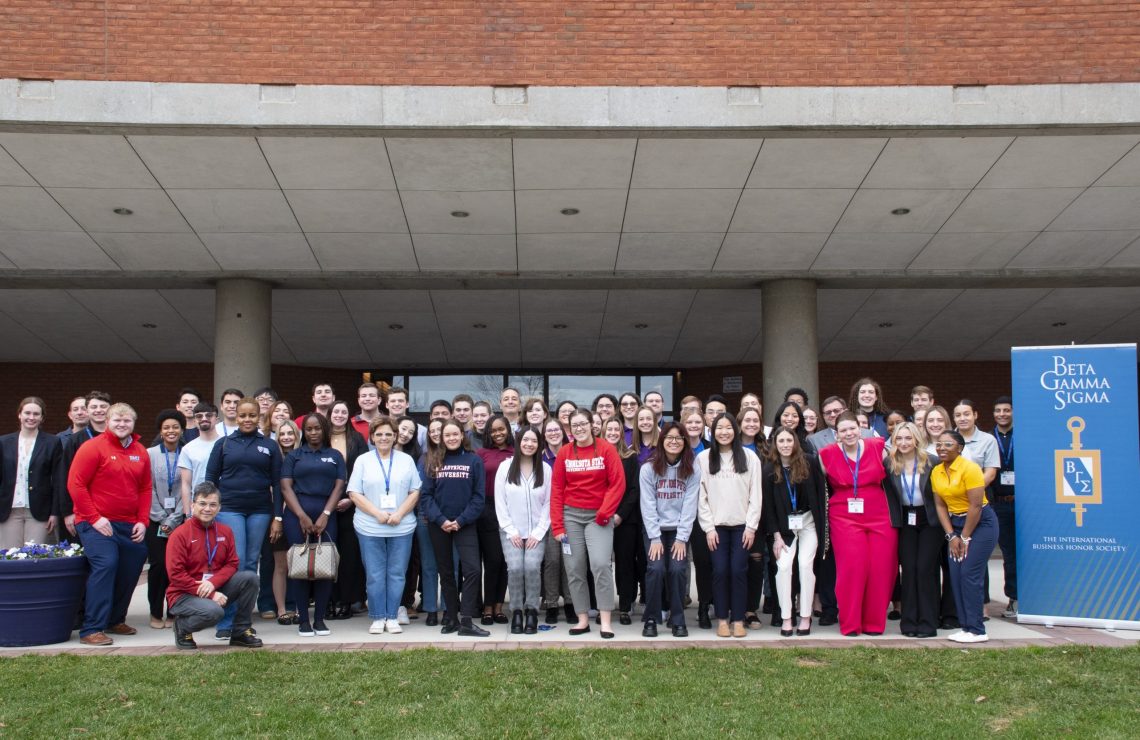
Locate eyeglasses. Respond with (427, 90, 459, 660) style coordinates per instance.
(935, 442, 959, 449)
(620, 401, 638, 407)
(663, 435, 685, 443)
(570, 422, 591, 430)
(823, 408, 845, 417)
(193, 413, 217, 420)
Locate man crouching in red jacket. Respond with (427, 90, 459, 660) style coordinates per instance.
(165, 481, 262, 649)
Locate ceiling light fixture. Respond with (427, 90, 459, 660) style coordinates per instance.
(1051, 321, 1068, 327)
(560, 208, 580, 216)
(388, 323, 404, 330)
(878, 322, 893, 328)
(473, 323, 487, 329)
(890, 208, 910, 216)
(552, 323, 567, 329)
(113, 207, 134, 215)
(450, 210, 469, 218)
(141, 322, 157, 328)
(634, 323, 648, 329)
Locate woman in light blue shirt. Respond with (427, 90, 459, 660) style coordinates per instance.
(348, 416, 422, 636)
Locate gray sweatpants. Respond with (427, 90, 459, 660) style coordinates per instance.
(501, 532, 546, 612)
(169, 571, 259, 634)
(563, 506, 615, 613)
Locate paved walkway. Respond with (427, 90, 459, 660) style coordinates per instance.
(2, 560, 1134, 656)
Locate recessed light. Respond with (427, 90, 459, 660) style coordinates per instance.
(552, 323, 567, 329)
(450, 210, 469, 218)
(878, 322, 893, 328)
(113, 207, 133, 216)
(890, 208, 910, 216)
(141, 322, 157, 329)
(388, 323, 404, 330)
(1051, 321, 1067, 327)
(634, 323, 648, 329)
(560, 208, 580, 216)
(472, 323, 487, 329)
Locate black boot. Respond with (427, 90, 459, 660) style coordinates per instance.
(511, 610, 524, 634)
(698, 603, 712, 630)
(545, 607, 559, 624)
(564, 604, 576, 623)
(524, 609, 539, 634)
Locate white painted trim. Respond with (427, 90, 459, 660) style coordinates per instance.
(3, 80, 1140, 129)
(1017, 613, 1140, 632)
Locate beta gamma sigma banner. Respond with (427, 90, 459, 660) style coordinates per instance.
(1011, 343, 1139, 629)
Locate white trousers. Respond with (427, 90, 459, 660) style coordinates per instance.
(775, 510, 818, 620)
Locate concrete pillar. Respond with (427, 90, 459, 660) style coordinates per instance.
(213, 279, 271, 401)
(761, 279, 819, 420)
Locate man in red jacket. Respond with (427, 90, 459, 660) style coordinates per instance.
(67, 403, 152, 646)
(166, 481, 262, 649)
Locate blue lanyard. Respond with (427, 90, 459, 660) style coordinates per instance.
(163, 449, 178, 493)
(783, 468, 797, 511)
(375, 449, 393, 494)
(901, 458, 918, 506)
(204, 525, 219, 569)
(844, 443, 862, 499)
(995, 431, 1013, 468)
(85, 426, 94, 440)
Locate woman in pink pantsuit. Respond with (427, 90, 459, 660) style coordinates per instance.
(819, 412, 900, 636)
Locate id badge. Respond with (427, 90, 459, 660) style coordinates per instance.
(561, 539, 572, 556)
(788, 514, 805, 531)
(157, 525, 171, 539)
(847, 498, 864, 515)
(163, 497, 176, 510)
(1001, 471, 1015, 486)
(379, 494, 397, 509)
(202, 573, 212, 581)
(907, 511, 917, 527)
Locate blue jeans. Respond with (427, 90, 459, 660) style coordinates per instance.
(359, 532, 415, 620)
(709, 525, 749, 623)
(415, 516, 440, 613)
(213, 511, 271, 631)
(992, 498, 1017, 599)
(948, 507, 998, 635)
(76, 521, 149, 637)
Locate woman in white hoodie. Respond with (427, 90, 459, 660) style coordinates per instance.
(495, 425, 552, 635)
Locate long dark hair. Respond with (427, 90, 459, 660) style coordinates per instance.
(506, 425, 545, 486)
(770, 400, 809, 446)
(394, 415, 422, 462)
(426, 419, 471, 477)
(707, 412, 748, 475)
(299, 412, 331, 448)
(650, 421, 695, 479)
(765, 427, 810, 485)
(481, 413, 514, 450)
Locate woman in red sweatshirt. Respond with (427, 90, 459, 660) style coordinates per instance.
(550, 408, 625, 638)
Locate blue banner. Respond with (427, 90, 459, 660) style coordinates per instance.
(1011, 344, 1139, 629)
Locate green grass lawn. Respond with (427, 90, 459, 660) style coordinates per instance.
(0, 646, 1136, 738)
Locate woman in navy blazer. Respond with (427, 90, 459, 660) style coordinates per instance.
(0, 397, 64, 548)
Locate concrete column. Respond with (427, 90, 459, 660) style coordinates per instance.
(761, 279, 819, 420)
(213, 279, 271, 400)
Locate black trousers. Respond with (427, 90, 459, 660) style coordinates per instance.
(430, 524, 481, 621)
(816, 549, 838, 619)
(613, 520, 646, 613)
(745, 535, 765, 612)
(898, 508, 943, 635)
(688, 517, 713, 606)
(331, 509, 365, 607)
(475, 506, 507, 609)
(939, 541, 959, 623)
(144, 521, 171, 619)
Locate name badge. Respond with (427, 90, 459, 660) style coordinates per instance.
(163, 497, 176, 510)
(379, 494, 397, 509)
(561, 539, 572, 556)
(202, 572, 213, 581)
(847, 499, 864, 515)
(788, 514, 805, 531)
(907, 511, 917, 527)
(1001, 471, 1016, 486)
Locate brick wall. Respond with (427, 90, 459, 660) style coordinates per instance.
(2, 1, 1138, 86)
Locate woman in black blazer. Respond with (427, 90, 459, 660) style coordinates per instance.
(0, 397, 64, 548)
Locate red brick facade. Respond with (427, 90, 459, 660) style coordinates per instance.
(2, 1, 1137, 87)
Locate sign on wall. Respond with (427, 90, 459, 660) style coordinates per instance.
(1011, 343, 1139, 629)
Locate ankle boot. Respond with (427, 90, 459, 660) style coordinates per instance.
(524, 608, 539, 634)
(698, 603, 712, 630)
(564, 603, 577, 623)
(511, 609, 524, 634)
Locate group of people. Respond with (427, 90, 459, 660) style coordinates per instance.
(0, 377, 1017, 647)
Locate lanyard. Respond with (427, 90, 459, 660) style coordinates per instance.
(375, 449, 393, 494)
(901, 458, 918, 506)
(85, 426, 94, 440)
(163, 449, 178, 499)
(844, 442, 862, 500)
(995, 431, 1013, 468)
(204, 524, 219, 569)
(783, 468, 797, 511)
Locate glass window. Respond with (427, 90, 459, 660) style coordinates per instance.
(548, 375, 636, 410)
(639, 375, 674, 420)
(406, 374, 503, 412)
(507, 375, 546, 406)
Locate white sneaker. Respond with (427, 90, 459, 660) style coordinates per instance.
(1002, 600, 1018, 619)
(948, 631, 989, 643)
(397, 606, 410, 625)
(369, 620, 385, 634)
(386, 618, 403, 634)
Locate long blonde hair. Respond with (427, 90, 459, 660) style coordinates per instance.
(887, 422, 930, 476)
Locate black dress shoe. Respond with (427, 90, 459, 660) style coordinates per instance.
(568, 625, 591, 635)
(175, 631, 197, 650)
(642, 621, 658, 637)
(796, 619, 812, 637)
(619, 612, 632, 626)
(425, 612, 439, 627)
(494, 612, 509, 625)
(940, 618, 960, 631)
(781, 628, 794, 637)
(481, 613, 494, 626)
(888, 610, 902, 621)
(228, 629, 264, 648)
(904, 631, 917, 637)
(440, 620, 459, 634)
(915, 631, 937, 638)
(819, 613, 838, 627)
(511, 610, 524, 635)
(697, 604, 712, 630)
(524, 609, 539, 634)
(672, 624, 689, 638)
(546, 607, 559, 624)
(458, 621, 490, 637)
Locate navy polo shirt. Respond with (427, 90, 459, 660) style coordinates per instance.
(282, 445, 346, 498)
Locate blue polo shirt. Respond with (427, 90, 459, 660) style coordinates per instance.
(282, 445, 346, 499)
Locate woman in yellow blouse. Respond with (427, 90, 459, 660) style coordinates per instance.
(930, 431, 999, 643)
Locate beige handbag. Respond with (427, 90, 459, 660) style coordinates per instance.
(287, 532, 340, 581)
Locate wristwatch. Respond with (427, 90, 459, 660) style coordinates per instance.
(323, 509, 333, 517)
(945, 532, 960, 542)
(273, 516, 283, 522)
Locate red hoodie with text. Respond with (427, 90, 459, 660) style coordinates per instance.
(550, 439, 625, 538)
